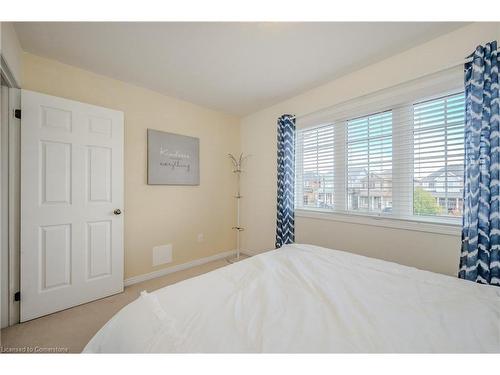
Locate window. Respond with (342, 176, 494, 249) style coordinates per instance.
(347, 111, 392, 214)
(295, 86, 465, 226)
(413, 93, 465, 218)
(295, 124, 334, 210)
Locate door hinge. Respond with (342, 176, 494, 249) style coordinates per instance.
(14, 109, 21, 119)
(14, 291, 20, 301)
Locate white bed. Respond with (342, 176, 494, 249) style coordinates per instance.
(84, 244, 500, 353)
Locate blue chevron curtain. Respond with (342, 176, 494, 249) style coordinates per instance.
(276, 114, 295, 248)
(460, 41, 500, 286)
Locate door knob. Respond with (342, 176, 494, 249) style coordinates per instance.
(113, 209, 122, 215)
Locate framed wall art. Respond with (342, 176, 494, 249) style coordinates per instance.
(147, 129, 200, 185)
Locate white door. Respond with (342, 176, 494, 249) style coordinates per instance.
(21, 90, 124, 322)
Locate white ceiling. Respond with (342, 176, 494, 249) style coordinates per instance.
(14, 22, 467, 116)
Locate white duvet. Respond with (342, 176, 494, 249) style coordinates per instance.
(84, 244, 500, 353)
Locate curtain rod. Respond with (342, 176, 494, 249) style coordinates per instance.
(290, 47, 500, 121)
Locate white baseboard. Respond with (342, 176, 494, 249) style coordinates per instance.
(124, 249, 236, 287)
(240, 248, 267, 256)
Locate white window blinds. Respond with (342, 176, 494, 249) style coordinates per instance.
(413, 93, 465, 218)
(295, 71, 465, 224)
(295, 124, 334, 209)
(347, 111, 393, 214)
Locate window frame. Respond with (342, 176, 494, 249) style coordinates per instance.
(294, 72, 465, 235)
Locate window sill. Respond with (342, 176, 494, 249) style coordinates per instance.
(295, 209, 461, 236)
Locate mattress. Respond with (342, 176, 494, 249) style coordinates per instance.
(84, 244, 500, 353)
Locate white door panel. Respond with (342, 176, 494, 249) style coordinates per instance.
(21, 90, 124, 321)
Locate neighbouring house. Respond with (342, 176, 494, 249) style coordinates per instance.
(415, 164, 464, 216)
(300, 164, 463, 217)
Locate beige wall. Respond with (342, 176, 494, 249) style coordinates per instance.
(22, 53, 240, 279)
(240, 22, 500, 276)
(17, 23, 500, 281)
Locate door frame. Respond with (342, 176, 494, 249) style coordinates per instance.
(1, 54, 21, 327)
